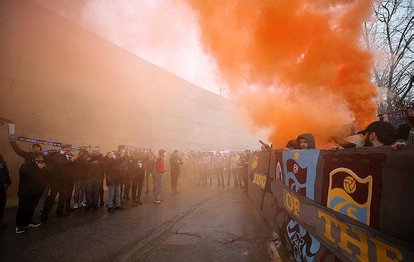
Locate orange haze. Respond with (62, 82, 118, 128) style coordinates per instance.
(186, 0, 378, 147)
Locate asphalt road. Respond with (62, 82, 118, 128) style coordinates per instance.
(0, 178, 274, 262)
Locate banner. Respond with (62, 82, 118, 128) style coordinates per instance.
(118, 145, 150, 152)
(248, 146, 414, 261)
(9, 134, 68, 147)
(379, 110, 411, 126)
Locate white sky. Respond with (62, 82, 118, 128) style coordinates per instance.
(34, 0, 226, 95)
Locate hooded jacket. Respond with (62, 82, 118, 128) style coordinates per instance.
(18, 160, 51, 194)
(50, 152, 75, 182)
(104, 156, 124, 186)
(73, 155, 92, 182)
(296, 133, 316, 149)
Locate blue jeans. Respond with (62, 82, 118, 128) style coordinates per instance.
(107, 184, 121, 208)
(154, 172, 163, 200)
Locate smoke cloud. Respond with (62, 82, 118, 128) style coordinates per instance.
(186, 0, 378, 147)
(34, 0, 222, 94)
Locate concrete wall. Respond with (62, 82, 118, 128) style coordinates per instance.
(0, 0, 260, 193)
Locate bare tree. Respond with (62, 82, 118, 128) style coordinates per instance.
(364, 0, 413, 113)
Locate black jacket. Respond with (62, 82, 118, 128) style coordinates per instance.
(0, 153, 11, 188)
(88, 155, 104, 180)
(50, 152, 75, 182)
(128, 157, 145, 178)
(18, 161, 50, 194)
(104, 156, 124, 186)
(73, 157, 92, 182)
(169, 154, 183, 173)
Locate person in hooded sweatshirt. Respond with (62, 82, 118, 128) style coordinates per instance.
(15, 153, 51, 233)
(296, 134, 316, 149)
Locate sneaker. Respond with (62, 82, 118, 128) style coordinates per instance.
(154, 199, 161, 204)
(24, 223, 41, 229)
(73, 203, 79, 209)
(15, 227, 25, 234)
(82, 202, 87, 207)
(107, 207, 116, 213)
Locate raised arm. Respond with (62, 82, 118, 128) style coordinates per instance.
(10, 140, 29, 159)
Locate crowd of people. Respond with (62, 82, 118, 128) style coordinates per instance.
(0, 140, 252, 234)
(0, 113, 413, 234)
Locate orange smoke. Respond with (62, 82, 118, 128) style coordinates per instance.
(186, 0, 377, 147)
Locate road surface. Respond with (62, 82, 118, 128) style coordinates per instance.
(0, 178, 276, 262)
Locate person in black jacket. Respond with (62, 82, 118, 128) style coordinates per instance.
(0, 153, 11, 228)
(10, 140, 52, 217)
(41, 145, 77, 221)
(169, 150, 183, 194)
(15, 153, 50, 233)
(237, 150, 250, 193)
(105, 151, 125, 212)
(144, 151, 155, 193)
(85, 151, 104, 210)
(73, 150, 90, 209)
(123, 151, 133, 201)
(131, 152, 146, 206)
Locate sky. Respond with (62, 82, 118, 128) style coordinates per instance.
(34, 0, 226, 95)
